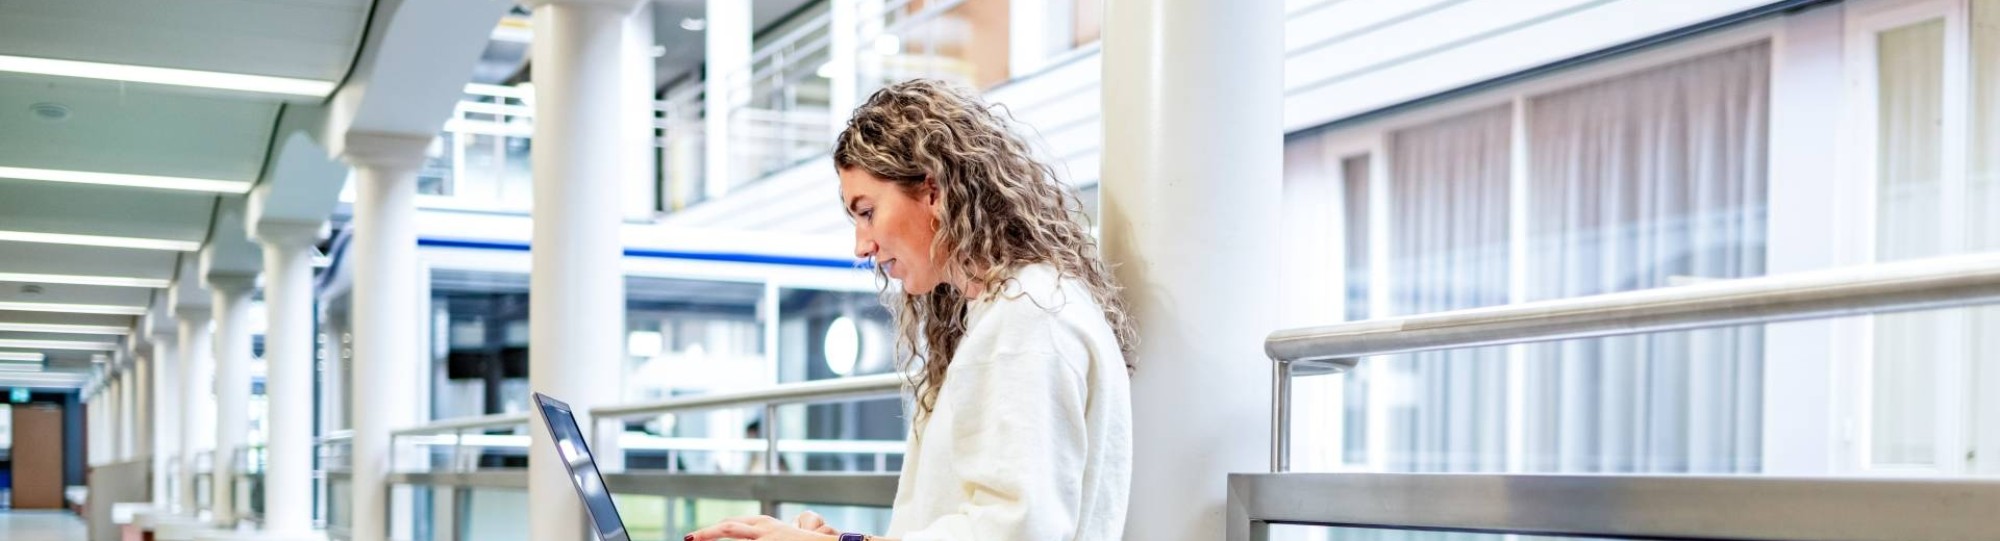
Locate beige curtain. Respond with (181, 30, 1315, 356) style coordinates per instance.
(1523, 42, 1770, 474)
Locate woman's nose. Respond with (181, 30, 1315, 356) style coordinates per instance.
(853, 234, 875, 260)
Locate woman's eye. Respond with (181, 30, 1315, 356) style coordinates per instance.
(859, 209, 874, 220)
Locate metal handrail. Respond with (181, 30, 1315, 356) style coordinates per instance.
(389, 411, 531, 438)
(1225, 473, 2000, 541)
(397, 434, 906, 455)
(592, 373, 903, 419)
(1265, 251, 2000, 472)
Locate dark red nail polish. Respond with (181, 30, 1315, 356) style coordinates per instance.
(684, 536, 693, 541)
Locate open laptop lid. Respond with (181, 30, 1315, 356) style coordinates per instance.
(533, 392, 631, 541)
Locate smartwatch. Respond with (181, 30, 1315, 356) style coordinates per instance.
(838, 534, 870, 541)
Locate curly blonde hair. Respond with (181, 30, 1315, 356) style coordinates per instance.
(833, 79, 1136, 418)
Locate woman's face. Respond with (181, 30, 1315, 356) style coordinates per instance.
(840, 167, 943, 295)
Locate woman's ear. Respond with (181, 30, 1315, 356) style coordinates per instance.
(923, 176, 942, 206)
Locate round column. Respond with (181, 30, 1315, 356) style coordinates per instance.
(343, 135, 429, 541)
(208, 275, 257, 526)
(1100, 0, 1285, 538)
(151, 334, 181, 512)
(255, 222, 321, 534)
(522, 1, 638, 539)
(135, 350, 151, 462)
(175, 308, 215, 517)
(122, 355, 138, 461)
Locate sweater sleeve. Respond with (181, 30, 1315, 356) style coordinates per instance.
(898, 325, 1091, 541)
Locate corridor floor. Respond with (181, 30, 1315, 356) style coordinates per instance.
(0, 510, 88, 541)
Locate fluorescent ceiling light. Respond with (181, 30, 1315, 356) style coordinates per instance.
(0, 272, 169, 288)
(0, 230, 199, 252)
(0, 54, 336, 97)
(0, 338, 118, 351)
(0, 322, 128, 335)
(0, 165, 252, 194)
(0, 363, 42, 372)
(0, 301, 148, 316)
(0, 352, 45, 362)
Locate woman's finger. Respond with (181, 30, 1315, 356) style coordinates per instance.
(686, 520, 766, 541)
(794, 510, 837, 534)
(794, 510, 823, 528)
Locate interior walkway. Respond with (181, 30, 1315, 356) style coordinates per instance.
(0, 510, 88, 541)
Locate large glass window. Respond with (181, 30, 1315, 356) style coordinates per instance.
(1284, 42, 1772, 475)
(1523, 43, 1769, 473)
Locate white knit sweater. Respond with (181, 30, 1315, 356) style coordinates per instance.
(883, 264, 1133, 541)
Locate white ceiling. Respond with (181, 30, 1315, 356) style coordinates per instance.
(0, 0, 373, 388)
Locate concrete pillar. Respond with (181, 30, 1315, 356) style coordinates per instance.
(622, 2, 658, 219)
(175, 307, 215, 517)
(828, 0, 859, 136)
(173, 306, 214, 516)
(522, 0, 638, 539)
(254, 221, 321, 534)
(702, 0, 751, 198)
(341, 132, 431, 541)
(151, 333, 181, 512)
(206, 275, 257, 526)
(1100, 0, 1284, 539)
(88, 380, 104, 467)
(108, 370, 124, 462)
(135, 350, 151, 462)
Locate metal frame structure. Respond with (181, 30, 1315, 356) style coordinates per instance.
(1226, 473, 2000, 541)
(1246, 252, 2000, 540)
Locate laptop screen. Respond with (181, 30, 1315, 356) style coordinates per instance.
(536, 394, 628, 541)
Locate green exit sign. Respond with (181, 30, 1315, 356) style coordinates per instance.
(9, 388, 27, 403)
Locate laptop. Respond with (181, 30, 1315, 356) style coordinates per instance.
(533, 392, 632, 541)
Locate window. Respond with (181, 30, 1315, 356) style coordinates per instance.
(1282, 41, 1772, 474)
(1843, 0, 2000, 473)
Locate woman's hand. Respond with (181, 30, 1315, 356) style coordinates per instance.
(685, 514, 836, 541)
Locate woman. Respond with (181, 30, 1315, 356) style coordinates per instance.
(687, 79, 1136, 541)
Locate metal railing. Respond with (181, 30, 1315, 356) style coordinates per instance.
(593, 373, 905, 480)
(1239, 252, 2000, 540)
(347, 374, 907, 540)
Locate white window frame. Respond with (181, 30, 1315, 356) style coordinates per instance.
(1836, 0, 1979, 476)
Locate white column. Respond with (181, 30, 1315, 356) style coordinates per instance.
(523, 1, 637, 539)
(341, 133, 430, 541)
(176, 307, 215, 517)
(121, 360, 137, 461)
(135, 351, 151, 462)
(1100, 0, 1283, 539)
(151, 334, 181, 512)
(208, 275, 257, 525)
(107, 371, 123, 463)
(828, 0, 859, 135)
(622, 2, 659, 219)
(255, 222, 321, 534)
(703, 0, 751, 198)
(88, 382, 103, 466)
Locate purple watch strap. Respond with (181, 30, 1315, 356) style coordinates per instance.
(838, 534, 866, 541)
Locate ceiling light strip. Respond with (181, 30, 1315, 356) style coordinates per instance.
(0, 323, 129, 335)
(0, 301, 148, 316)
(0, 364, 43, 372)
(0, 166, 252, 194)
(0, 272, 170, 288)
(0, 338, 119, 351)
(0, 352, 45, 362)
(0, 230, 200, 252)
(0, 55, 336, 97)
